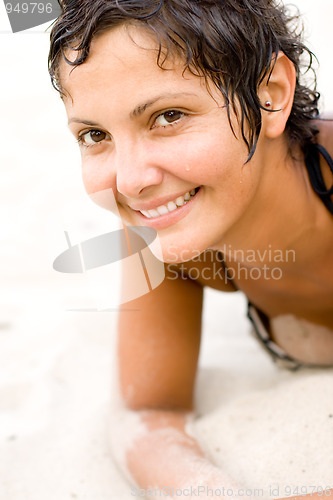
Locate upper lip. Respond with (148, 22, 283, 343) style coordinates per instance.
(127, 187, 200, 212)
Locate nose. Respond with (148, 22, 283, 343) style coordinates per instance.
(115, 139, 164, 198)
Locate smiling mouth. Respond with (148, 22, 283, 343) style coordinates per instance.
(137, 187, 201, 219)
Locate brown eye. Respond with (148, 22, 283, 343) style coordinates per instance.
(154, 110, 185, 127)
(89, 130, 106, 142)
(163, 110, 183, 123)
(80, 129, 108, 146)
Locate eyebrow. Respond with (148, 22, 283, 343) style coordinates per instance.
(68, 92, 197, 126)
(129, 92, 197, 118)
(68, 118, 104, 126)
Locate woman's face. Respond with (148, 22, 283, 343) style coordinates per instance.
(61, 24, 266, 262)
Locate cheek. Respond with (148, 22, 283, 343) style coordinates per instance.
(154, 133, 226, 182)
(81, 156, 116, 195)
(184, 134, 248, 185)
(81, 157, 121, 216)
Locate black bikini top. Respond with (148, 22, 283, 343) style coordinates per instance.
(304, 142, 333, 214)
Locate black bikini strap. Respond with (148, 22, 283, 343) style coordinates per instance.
(304, 143, 333, 214)
(217, 251, 239, 291)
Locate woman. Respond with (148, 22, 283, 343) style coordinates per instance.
(49, 0, 333, 497)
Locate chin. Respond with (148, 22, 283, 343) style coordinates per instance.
(148, 234, 206, 264)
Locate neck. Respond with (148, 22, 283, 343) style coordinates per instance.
(214, 136, 332, 273)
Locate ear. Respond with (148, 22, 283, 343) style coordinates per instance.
(258, 52, 296, 139)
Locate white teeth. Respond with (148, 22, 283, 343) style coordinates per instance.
(156, 205, 169, 216)
(167, 201, 178, 212)
(140, 210, 152, 218)
(175, 196, 185, 206)
(139, 188, 198, 218)
(147, 208, 160, 218)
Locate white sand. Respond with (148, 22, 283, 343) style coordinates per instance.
(192, 372, 333, 496)
(0, 2, 333, 499)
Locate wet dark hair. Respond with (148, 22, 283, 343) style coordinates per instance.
(48, 0, 320, 160)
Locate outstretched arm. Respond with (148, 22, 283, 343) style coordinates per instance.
(109, 262, 242, 499)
